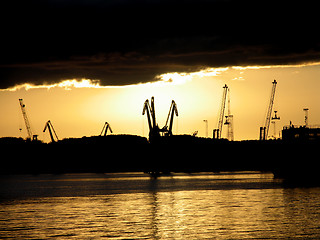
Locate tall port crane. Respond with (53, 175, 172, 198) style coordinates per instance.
(213, 84, 228, 139)
(303, 108, 309, 127)
(142, 97, 160, 140)
(19, 99, 38, 141)
(43, 120, 59, 143)
(260, 80, 279, 140)
(100, 122, 113, 136)
(224, 88, 234, 141)
(162, 100, 178, 136)
(203, 120, 208, 138)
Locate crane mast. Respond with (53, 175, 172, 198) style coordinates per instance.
(43, 120, 59, 142)
(260, 80, 278, 140)
(19, 99, 37, 140)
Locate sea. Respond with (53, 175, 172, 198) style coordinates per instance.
(1, 172, 320, 239)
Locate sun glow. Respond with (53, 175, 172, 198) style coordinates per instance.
(3, 67, 230, 92)
(2, 63, 320, 140)
(78, 67, 226, 138)
(157, 67, 229, 84)
(56, 79, 101, 89)
(5, 79, 102, 91)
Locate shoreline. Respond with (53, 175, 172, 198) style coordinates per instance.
(1, 135, 319, 186)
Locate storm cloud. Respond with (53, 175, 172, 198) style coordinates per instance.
(1, 0, 319, 89)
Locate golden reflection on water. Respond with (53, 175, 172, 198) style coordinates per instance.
(1, 173, 320, 239)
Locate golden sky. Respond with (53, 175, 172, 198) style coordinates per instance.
(1, 63, 319, 141)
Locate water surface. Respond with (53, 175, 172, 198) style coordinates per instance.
(1, 172, 320, 239)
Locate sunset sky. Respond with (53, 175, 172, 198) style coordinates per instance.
(1, 0, 319, 141)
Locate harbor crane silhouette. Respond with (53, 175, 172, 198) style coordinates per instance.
(19, 99, 38, 141)
(100, 122, 113, 136)
(260, 80, 279, 140)
(142, 97, 178, 142)
(43, 120, 59, 143)
(214, 84, 233, 140)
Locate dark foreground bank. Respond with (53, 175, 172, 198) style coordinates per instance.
(1, 135, 319, 184)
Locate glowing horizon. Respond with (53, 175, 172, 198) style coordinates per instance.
(1, 62, 320, 142)
(3, 62, 320, 92)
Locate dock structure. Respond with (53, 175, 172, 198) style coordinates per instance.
(282, 125, 320, 142)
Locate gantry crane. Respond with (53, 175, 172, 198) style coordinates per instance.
(260, 80, 279, 140)
(43, 120, 59, 143)
(161, 100, 178, 136)
(142, 97, 160, 141)
(19, 99, 38, 141)
(100, 122, 113, 136)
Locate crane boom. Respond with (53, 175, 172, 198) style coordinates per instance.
(163, 100, 178, 136)
(142, 99, 153, 130)
(150, 97, 157, 129)
(260, 80, 277, 140)
(19, 99, 34, 140)
(215, 84, 228, 139)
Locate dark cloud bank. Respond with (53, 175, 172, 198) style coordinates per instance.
(1, 0, 319, 89)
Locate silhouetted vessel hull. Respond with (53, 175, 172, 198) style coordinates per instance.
(271, 140, 320, 186)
